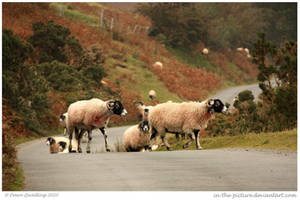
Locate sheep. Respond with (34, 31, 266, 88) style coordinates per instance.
(152, 61, 163, 70)
(123, 109, 151, 152)
(46, 136, 78, 153)
(59, 113, 68, 136)
(66, 98, 128, 153)
(135, 101, 185, 141)
(244, 48, 249, 54)
(202, 48, 209, 55)
(237, 47, 244, 52)
(147, 99, 228, 150)
(148, 90, 156, 100)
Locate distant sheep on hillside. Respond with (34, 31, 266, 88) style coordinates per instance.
(148, 90, 156, 100)
(152, 61, 163, 70)
(202, 48, 209, 55)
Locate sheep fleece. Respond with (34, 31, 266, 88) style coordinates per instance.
(123, 125, 150, 151)
(148, 101, 213, 133)
(67, 98, 110, 129)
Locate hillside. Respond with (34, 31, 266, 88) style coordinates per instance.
(2, 2, 258, 137)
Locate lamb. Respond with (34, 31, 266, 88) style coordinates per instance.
(46, 136, 78, 153)
(152, 61, 163, 70)
(148, 90, 156, 100)
(123, 109, 151, 152)
(202, 48, 209, 55)
(148, 99, 228, 150)
(66, 98, 128, 153)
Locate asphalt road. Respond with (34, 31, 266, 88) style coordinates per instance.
(16, 84, 297, 191)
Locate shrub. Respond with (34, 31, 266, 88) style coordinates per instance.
(28, 20, 83, 64)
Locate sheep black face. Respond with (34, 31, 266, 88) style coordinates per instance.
(46, 137, 56, 145)
(208, 99, 228, 114)
(139, 120, 150, 133)
(108, 100, 128, 116)
(59, 114, 66, 122)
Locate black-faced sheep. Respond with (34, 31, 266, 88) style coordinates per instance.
(148, 90, 156, 100)
(148, 99, 228, 150)
(46, 137, 78, 153)
(59, 113, 68, 136)
(123, 119, 151, 152)
(66, 98, 127, 153)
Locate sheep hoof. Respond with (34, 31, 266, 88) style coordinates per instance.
(106, 148, 111, 152)
(78, 148, 82, 153)
(86, 150, 91, 153)
(197, 146, 203, 150)
(68, 145, 72, 153)
(166, 147, 173, 151)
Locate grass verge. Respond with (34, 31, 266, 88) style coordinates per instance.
(158, 129, 297, 151)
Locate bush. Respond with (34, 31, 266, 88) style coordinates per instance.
(28, 20, 83, 64)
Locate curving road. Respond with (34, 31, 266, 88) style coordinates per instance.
(17, 84, 297, 191)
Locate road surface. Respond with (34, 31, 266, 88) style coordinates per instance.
(17, 84, 297, 191)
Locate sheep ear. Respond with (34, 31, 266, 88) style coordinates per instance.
(207, 99, 215, 107)
(107, 100, 115, 108)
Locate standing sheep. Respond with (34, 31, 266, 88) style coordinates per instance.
(202, 48, 209, 55)
(148, 90, 156, 100)
(148, 99, 228, 150)
(59, 113, 68, 136)
(152, 61, 163, 70)
(66, 98, 128, 153)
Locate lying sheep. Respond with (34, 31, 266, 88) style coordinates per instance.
(66, 98, 128, 153)
(148, 90, 156, 100)
(123, 109, 151, 152)
(148, 99, 228, 150)
(46, 136, 78, 153)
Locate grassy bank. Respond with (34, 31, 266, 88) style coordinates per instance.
(159, 129, 297, 151)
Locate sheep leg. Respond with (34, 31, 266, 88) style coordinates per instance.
(161, 135, 172, 151)
(86, 131, 92, 153)
(75, 128, 82, 153)
(194, 129, 203, 150)
(183, 133, 194, 149)
(68, 129, 74, 153)
(175, 133, 180, 141)
(149, 127, 158, 151)
(100, 127, 110, 152)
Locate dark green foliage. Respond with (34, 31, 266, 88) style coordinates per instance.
(28, 20, 83, 64)
(36, 61, 82, 92)
(137, 3, 296, 50)
(80, 65, 106, 84)
(207, 35, 297, 137)
(3, 29, 33, 72)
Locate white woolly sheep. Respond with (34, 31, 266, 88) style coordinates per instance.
(66, 98, 128, 153)
(152, 61, 163, 70)
(46, 136, 78, 153)
(202, 48, 209, 55)
(135, 101, 185, 141)
(148, 99, 228, 150)
(148, 90, 156, 100)
(237, 47, 244, 52)
(123, 109, 151, 152)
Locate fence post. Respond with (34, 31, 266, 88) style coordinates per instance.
(60, 5, 64, 16)
(100, 8, 104, 28)
(110, 17, 114, 31)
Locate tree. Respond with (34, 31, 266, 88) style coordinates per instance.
(28, 20, 82, 64)
(3, 29, 32, 72)
(252, 33, 297, 128)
